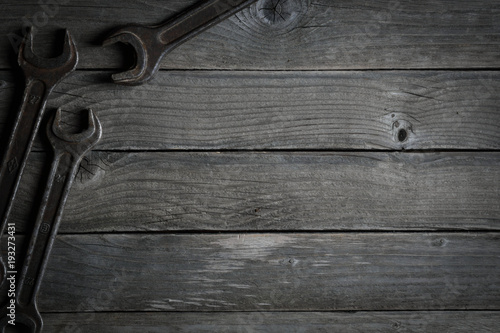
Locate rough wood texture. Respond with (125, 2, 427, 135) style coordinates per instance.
(0, 0, 499, 70)
(1, 233, 497, 312)
(41, 311, 500, 333)
(1, 0, 499, 327)
(1, 70, 499, 150)
(8, 151, 500, 232)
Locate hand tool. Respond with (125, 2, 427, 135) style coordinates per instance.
(0, 27, 78, 289)
(103, 0, 258, 85)
(0, 108, 102, 333)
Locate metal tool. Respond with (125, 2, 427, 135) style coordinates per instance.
(0, 27, 78, 288)
(0, 108, 102, 333)
(103, 0, 257, 85)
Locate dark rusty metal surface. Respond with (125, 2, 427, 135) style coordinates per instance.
(0, 108, 102, 333)
(103, 0, 258, 85)
(0, 27, 78, 290)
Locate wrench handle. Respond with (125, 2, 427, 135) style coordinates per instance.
(17, 151, 80, 308)
(158, 0, 255, 51)
(0, 153, 75, 333)
(0, 79, 50, 285)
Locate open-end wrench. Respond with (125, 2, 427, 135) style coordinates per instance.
(0, 108, 102, 333)
(0, 28, 78, 288)
(103, 0, 258, 85)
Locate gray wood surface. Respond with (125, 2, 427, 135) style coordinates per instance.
(0, 0, 499, 70)
(1, 0, 499, 328)
(1, 70, 499, 150)
(0, 232, 496, 312)
(41, 311, 500, 333)
(8, 151, 500, 232)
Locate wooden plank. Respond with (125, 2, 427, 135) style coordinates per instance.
(42, 311, 500, 332)
(0, 0, 499, 70)
(1, 70, 499, 150)
(9, 151, 500, 233)
(2, 233, 498, 312)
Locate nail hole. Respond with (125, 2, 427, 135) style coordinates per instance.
(398, 129, 407, 142)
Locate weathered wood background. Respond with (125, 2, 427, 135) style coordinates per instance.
(1, 0, 499, 331)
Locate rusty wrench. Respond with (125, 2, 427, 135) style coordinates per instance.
(0, 28, 78, 288)
(0, 108, 102, 333)
(103, 0, 258, 85)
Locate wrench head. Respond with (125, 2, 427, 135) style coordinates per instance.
(18, 27, 78, 84)
(103, 26, 164, 85)
(0, 302, 43, 333)
(47, 108, 102, 156)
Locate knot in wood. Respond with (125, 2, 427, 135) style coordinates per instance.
(75, 152, 109, 186)
(255, 0, 308, 28)
(391, 118, 413, 146)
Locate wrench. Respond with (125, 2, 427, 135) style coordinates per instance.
(0, 108, 102, 333)
(0, 27, 78, 288)
(103, 0, 258, 85)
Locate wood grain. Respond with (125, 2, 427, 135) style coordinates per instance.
(1, 233, 497, 312)
(0, 0, 499, 70)
(1, 70, 499, 150)
(42, 311, 500, 332)
(0, 0, 498, 326)
(7, 151, 500, 232)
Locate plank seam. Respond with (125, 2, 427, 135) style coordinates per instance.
(40, 309, 500, 314)
(53, 230, 500, 236)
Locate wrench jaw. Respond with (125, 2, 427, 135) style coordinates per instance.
(47, 108, 103, 158)
(18, 27, 78, 85)
(52, 108, 97, 143)
(102, 0, 259, 85)
(0, 302, 43, 333)
(103, 27, 164, 85)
